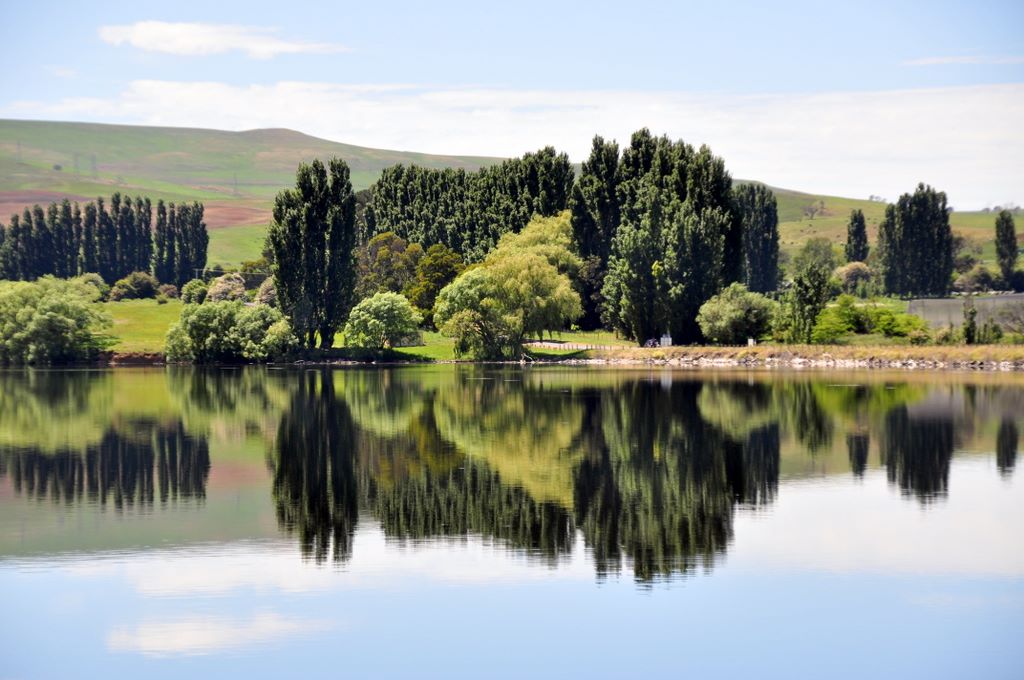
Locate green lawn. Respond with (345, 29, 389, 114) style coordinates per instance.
(103, 299, 182, 354)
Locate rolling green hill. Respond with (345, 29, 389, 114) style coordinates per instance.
(0, 119, 1008, 268)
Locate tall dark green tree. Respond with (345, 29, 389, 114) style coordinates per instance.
(153, 200, 171, 283)
(81, 202, 98, 275)
(269, 158, 358, 349)
(52, 201, 75, 278)
(367, 147, 573, 263)
(845, 209, 869, 263)
(71, 202, 82, 277)
(31, 205, 52, 279)
(569, 136, 620, 329)
(173, 202, 209, 287)
(602, 132, 738, 344)
(734, 183, 779, 292)
(995, 209, 1018, 285)
(877, 184, 953, 296)
(97, 197, 117, 283)
(135, 196, 153, 274)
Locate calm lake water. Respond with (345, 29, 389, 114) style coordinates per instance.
(1, 366, 1022, 678)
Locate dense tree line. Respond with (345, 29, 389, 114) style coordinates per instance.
(570, 130, 778, 339)
(877, 183, 954, 296)
(598, 131, 748, 343)
(365, 147, 573, 263)
(0, 194, 207, 286)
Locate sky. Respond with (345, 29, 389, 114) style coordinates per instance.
(1, 0, 1022, 208)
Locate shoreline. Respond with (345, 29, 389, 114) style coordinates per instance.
(99, 344, 1024, 371)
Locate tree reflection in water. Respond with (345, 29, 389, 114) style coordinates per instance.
(270, 373, 783, 581)
(2, 419, 209, 508)
(2, 368, 1016, 583)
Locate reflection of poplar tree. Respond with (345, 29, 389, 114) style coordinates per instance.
(575, 381, 738, 581)
(3, 420, 208, 509)
(997, 419, 1018, 477)
(881, 407, 953, 502)
(847, 433, 870, 477)
(272, 371, 359, 563)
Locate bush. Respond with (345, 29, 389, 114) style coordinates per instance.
(109, 271, 159, 301)
(869, 308, 929, 338)
(343, 292, 422, 350)
(811, 308, 852, 344)
(0, 277, 111, 365)
(164, 300, 296, 363)
(933, 324, 960, 345)
(206, 272, 247, 302)
(74, 272, 110, 300)
(907, 329, 931, 345)
(256, 277, 277, 306)
(180, 278, 209, 304)
(953, 264, 995, 293)
(834, 262, 872, 295)
(696, 283, 776, 344)
(158, 283, 179, 299)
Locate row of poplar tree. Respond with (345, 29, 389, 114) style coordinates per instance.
(364, 128, 781, 343)
(0, 193, 208, 287)
(364, 147, 574, 263)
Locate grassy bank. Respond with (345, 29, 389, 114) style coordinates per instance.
(99, 299, 1024, 368)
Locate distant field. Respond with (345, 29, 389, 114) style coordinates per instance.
(208, 223, 269, 268)
(2, 119, 1016, 268)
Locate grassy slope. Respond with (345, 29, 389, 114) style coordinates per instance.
(1, 120, 1011, 268)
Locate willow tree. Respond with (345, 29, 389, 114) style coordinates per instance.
(268, 158, 358, 349)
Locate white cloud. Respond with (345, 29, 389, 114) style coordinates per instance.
(4, 80, 1022, 208)
(97, 21, 349, 59)
(903, 55, 1024, 66)
(107, 612, 332, 656)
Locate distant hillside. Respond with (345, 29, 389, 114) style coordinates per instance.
(0, 119, 1004, 268)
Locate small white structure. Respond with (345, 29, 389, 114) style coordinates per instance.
(748, 337, 757, 347)
(659, 333, 672, 347)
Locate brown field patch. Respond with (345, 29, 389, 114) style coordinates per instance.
(202, 201, 270, 229)
(0, 190, 89, 218)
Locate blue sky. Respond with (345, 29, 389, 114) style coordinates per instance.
(1, 0, 1022, 207)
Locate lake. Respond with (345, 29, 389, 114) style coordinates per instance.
(1, 366, 1022, 678)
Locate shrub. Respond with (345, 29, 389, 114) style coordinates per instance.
(933, 324, 960, 345)
(256, 277, 277, 306)
(696, 283, 776, 345)
(205, 272, 247, 302)
(834, 262, 872, 295)
(158, 283, 179, 299)
(811, 308, 852, 344)
(953, 264, 995, 293)
(164, 300, 295, 363)
(907, 329, 931, 345)
(978, 318, 1004, 345)
(0, 277, 111, 365)
(74, 272, 110, 300)
(869, 308, 929, 338)
(343, 292, 422, 350)
(180, 278, 209, 304)
(109, 271, 160, 301)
